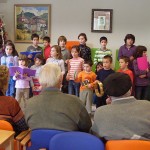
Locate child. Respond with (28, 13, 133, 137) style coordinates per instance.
(1, 42, 18, 97)
(0, 40, 18, 63)
(30, 54, 44, 95)
(46, 45, 65, 75)
(67, 45, 84, 97)
(75, 60, 96, 114)
(13, 55, 31, 108)
(26, 33, 42, 67)
(78, 33, 91, 61)
(133, 45, 150, 100)
(118, 34, 136, 70)
(58, 35, 70, 93)
(95, 55, 115, 107)
(58, 35, 70, 68)
(118, 56, 134, 84)
(94, 36, 112, 64)
(43, 36, 51, 60)
(95, 62, 103, 74)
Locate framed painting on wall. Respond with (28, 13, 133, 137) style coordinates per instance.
(91, 9, 113, 33)
(14, 4, 51, 43)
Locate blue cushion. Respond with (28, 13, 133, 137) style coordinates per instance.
(28, 129, 64, 150)
(49, 131, 104, 150)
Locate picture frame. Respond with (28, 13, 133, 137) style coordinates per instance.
(14, 4, 51, 43)
(91, 9, 113, 33)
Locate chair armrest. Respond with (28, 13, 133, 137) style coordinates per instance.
(16, 129, 30, 141)
(20, 132, 31, 146)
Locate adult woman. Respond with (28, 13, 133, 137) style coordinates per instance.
(0, 65, 28, 135)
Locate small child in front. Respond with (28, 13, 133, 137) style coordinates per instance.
(75, 60, 96, 115)
(13, 55, 31, 108)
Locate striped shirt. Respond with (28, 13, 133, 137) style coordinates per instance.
(94, 49, 112, 64)
(68, 57, 84, 80)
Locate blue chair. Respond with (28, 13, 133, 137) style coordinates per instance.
(26, 129, 65, 150)
(49, 131, 105, 150)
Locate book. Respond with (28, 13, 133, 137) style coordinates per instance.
(20, 51, 42, 60)
(9, 66, 36, 78)
(137, 56, 148, 70)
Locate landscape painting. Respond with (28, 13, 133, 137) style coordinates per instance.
(14, 4, 51, 43)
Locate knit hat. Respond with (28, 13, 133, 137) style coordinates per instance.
(0, 65, 9, 94)
(103, 72, 132, 97)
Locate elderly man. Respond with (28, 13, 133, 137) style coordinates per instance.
(25, 63, 92, 132)
(92, 72, 150, 141)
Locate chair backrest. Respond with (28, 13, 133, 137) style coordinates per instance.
(0, 120, 13, 131)
(66, 41, 79, 51)
(49, 131, 105, 150)
(28, 129, 65, 150)
(105, 140, 150, 150)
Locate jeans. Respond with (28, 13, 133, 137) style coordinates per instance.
(6, 76, 15, 97)
(68, 80, 80, 97)
(135, 86, 149, 100)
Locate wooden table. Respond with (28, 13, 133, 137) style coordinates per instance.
(0, 130, 15, 150)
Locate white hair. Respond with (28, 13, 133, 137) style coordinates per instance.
(39, 63, 61, 88)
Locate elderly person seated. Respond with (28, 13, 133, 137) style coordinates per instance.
(0, 65, 28, 135)
(25, 63, 92, 132)
(92, 72, 150, 141)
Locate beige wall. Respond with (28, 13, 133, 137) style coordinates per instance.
(0, 0, 150, 60)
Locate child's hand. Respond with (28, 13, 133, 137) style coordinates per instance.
(28, 54, 32, 59)
(146, 68, 149, 72)
(23, 73, 28, 78)
(74, 71, 79, 80)
(87, 84, 92, 88)
(65, 59, 69, 64)
(106, 97, 112, 104)
(32, 86, 37, 91)
(66, 73, 70, 81)
(38, 86, 42, 91)
(15, 71, 20, 77)
(139, 74, 146, 78)
(130, 56, 134, 61)
(94, 80, 99, 84)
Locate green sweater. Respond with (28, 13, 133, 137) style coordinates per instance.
(93, 48, 112, 64)
(92, 97, 150, 140)
(25, 88, 92, 132)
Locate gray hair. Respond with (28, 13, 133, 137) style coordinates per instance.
(39, 63, 61, 88)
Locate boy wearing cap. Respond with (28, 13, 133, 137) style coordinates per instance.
(92, 72, 150, 141)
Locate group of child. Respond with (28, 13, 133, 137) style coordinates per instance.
(0, 32, 150, 115)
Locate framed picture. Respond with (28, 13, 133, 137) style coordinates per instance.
(91, 9, 113, 33)
(14, 4, 51, 43)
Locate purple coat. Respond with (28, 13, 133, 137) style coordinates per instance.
(133, 59, 150, 86)
(118, 44, 136, 70)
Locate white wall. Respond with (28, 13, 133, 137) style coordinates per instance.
(0, 0, 150, 60)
